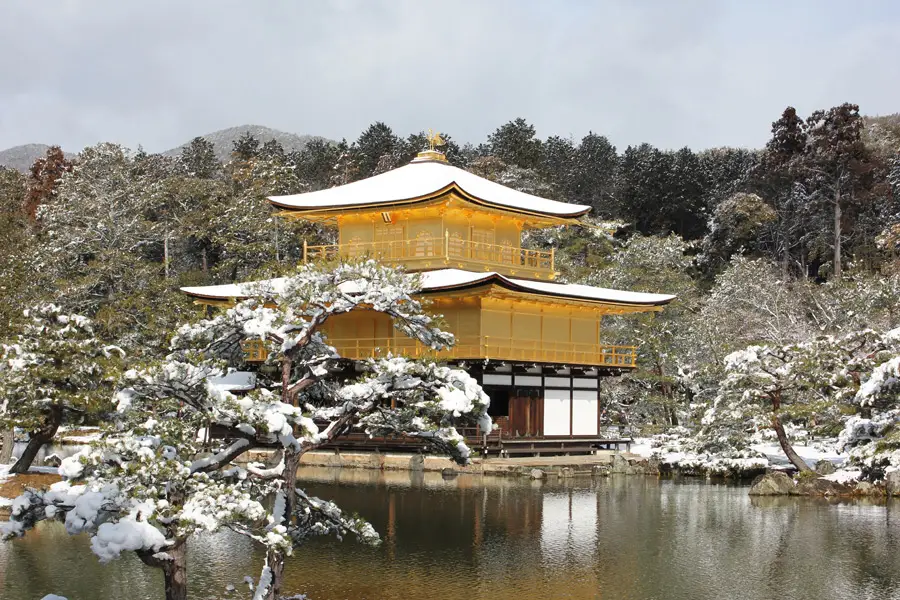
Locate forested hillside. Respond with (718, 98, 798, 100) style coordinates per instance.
(1, 103, 899, 477)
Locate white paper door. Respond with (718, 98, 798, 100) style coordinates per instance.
(543, 389, 571, 436)
(571, 390, 598, 436)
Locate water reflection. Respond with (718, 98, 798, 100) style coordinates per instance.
(2, 468, 900, 600)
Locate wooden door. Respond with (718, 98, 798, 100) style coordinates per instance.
(509, 394, 543, 437)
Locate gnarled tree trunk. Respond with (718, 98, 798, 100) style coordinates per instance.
(772, 413, 811, 473)
(10, 405, 63, 474)
(138, 539, 188, 600)
(267, 448, 302, 599)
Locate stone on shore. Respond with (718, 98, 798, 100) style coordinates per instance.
(791, 477, 851, 496)
(814, 460, 837, 475)
(748, 472, 795, 496)
(885, 471, 900, 496)
(854, 481, 882, 497)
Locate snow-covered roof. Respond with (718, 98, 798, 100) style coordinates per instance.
(208, 371, 257, 393)
(181, 269, 675, 307)
(268, 158, 590, 219)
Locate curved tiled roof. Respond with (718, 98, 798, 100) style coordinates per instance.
(181, 269, 675, 307)
(269, 159, 590, 218)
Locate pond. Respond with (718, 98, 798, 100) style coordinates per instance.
(2, 467, 900, 600)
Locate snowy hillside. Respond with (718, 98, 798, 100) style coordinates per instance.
(161, 125, 332, 162)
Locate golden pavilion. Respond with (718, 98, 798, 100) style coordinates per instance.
(182, 144, 674, 448)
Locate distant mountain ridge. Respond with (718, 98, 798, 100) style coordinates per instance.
(0, 125, 331, 171)
(0, 144, 75, 172)
(161, 125, 331, 162)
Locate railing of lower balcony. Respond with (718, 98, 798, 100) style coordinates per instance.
(325, 336, 638, 368)
(303, 235, 556, 279)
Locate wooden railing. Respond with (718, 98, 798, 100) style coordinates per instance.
(303, 234, 556, 279)
(324, 336, 638, 368)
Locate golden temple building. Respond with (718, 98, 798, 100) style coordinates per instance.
(182, 145, 674, 449)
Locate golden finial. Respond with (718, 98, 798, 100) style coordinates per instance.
(426, 129, 445, 151)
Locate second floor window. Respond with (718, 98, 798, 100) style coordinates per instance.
(471, 227, 495, 260)
(375, 224, 405, 258)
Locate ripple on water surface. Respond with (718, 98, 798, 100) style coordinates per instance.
(3, 469, 900, 600)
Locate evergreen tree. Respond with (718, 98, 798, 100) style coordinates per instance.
(804, 103, 873, 279)
(488, 118, 542, 170)
(698, 147, 757, 212)
(571, 133, 618, 213)
(354, 122, 401, 179)
(539, 135, 576, 199)
(259, 139, 286, 162)
(618, 143, 672, 235)
(179, 136, 220, 179)
(0, 304, 123, 473)
(294, 138, 341, 191)
(231, 132, 260, 162)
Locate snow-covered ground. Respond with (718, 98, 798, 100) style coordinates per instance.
(630, 435, 850, 477)
(748, 443, 845, 468)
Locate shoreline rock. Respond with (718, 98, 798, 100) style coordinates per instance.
(748, 472, 795, 496)
(748, 471, 884, 497)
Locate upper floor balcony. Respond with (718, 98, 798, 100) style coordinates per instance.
(303, 233, 556, 280)
(322, 336, 637, 368)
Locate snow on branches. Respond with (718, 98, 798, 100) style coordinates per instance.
(2, 260, 490, 600)
(0, 304, 124, 473)
(700, 327, 900, 474)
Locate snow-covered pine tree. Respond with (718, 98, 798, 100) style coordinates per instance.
(0, 304, 124, 473)
(171, 259, 491, 598)
(838, 327, 900, 478)
(699, 330, 886, 471)
(2, 260, 490, 600)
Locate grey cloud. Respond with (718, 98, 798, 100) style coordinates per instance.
(1, 0, 898, 154)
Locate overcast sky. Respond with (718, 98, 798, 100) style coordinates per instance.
(2, 0, 899, 154)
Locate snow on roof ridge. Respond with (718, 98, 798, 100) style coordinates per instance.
(268, 161, 590, 218)
(180, 269, 675, 306)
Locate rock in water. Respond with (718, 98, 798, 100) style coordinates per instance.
(792, 477, 852, 496)
(885, 471, 900, 497)
(530, 469, 545, 480)
(591, 464, 610, 477)
(611, 454, 630, 474)
(854, 481, 882, 497)
(558, 467, 575, 478)
(814, 459, 837, 475)
(748, 472, 795, 495)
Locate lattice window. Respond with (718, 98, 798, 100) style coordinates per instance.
(499, 239, 515, 265)
(413, 230, 435, 257)
(448, 231, 464, 258)
(471, 228, 495, 261)
(375, 224, 405, 258)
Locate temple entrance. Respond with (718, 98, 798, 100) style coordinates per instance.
(509, 389, 543, 437)
(485, 387, 543, 437)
